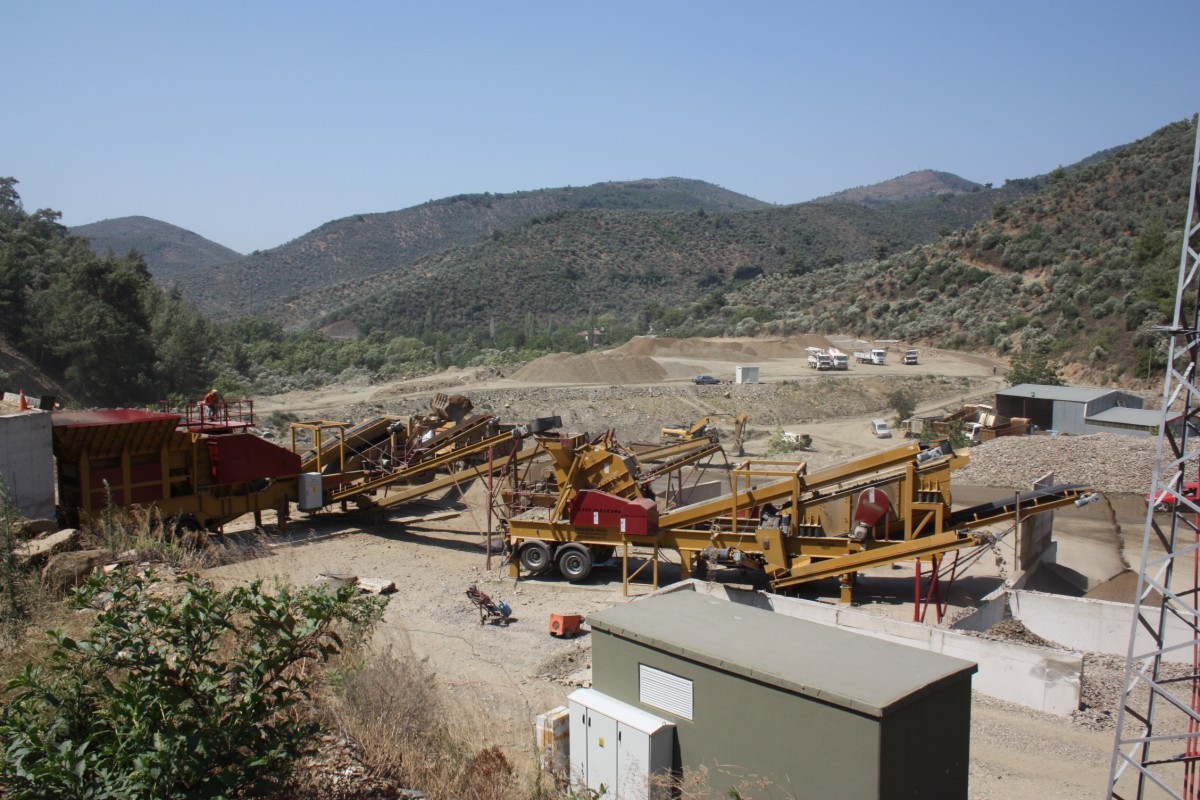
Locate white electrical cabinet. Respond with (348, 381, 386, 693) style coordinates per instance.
(568, 688, 675, 800)
(734, 365, 760, 384)
(297, 472, 324, 511)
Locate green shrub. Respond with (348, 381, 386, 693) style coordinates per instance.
(884, 388, 917, 425)
(765, 429, 808, 456)
(0, 569, 386, 799)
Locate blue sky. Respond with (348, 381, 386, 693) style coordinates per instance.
(4, 1, 1195, 254)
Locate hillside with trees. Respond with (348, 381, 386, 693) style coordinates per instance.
(174, 178, 771, 320)
(716, 118, 1196, 385)
(0, 179, 217, 405)
(70, 216, 243, 282)
(810, 169, 984, 207)
(2, 118, 1190, 406)
(317, 183, 1032, 344)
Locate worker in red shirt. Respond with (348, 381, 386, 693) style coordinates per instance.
(203, 388, 221, 422)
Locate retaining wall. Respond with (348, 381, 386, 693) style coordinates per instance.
(664, 580, 1082, 716)
(0, 410, 54, 519)
(1008, 589, 1192, 664)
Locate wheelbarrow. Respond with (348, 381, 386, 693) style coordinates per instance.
(466, 585, 513, 626)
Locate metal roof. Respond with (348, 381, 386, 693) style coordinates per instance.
(568, 688, 674, 734)
(587, 590, 976, 718)
(997, 384, 1118, 403)
(1088, 407, 1173, 427)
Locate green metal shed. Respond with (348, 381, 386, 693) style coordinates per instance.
(587, 590, 977, 799)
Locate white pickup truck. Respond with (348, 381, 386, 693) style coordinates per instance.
(855, 348, 888, 365)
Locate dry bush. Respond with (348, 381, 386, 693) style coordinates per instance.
(77, 505, 271, 571)
(327, 646, 527, 800)
(652, 765, 796, 800)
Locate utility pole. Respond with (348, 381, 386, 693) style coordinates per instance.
(1108, 119, 1200, 799)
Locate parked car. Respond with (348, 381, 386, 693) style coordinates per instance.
(1146, 482, 1200, 511)
(870, 419, 892, 438)
(692, 375, 720, 385)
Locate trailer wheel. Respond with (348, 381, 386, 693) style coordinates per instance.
(518, 541, 553, 574)
(557, 545, 593, 583)
(592, 546, 616, 563)
(170, 516, 207, 549)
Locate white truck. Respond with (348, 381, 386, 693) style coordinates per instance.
(854, 348, 888, 365)
(807, 350, 833, 370)
(902, 349, 919, 365)
(828, 348, 850, 370)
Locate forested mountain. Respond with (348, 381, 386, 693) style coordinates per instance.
(721, 118, 1196, 385)
(810, 170, 984, 207)
(175, 178, 770, 320)
(70, 216, 243, 281)
(0, 179, 218, 405)
(3, 118, 1189, 406)
(320, 183, 1034, 342)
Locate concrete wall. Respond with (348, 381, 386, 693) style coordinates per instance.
(1019, 473, 1056, 572)
(677, 581, 1082, 716)
(0, 411, 55, 519)
(1008, 590, 1193, 664)
(949, 585, 1010, 633)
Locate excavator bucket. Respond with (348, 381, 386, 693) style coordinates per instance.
(431, 393, 474, 422)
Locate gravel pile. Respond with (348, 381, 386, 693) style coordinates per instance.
(953, 433, 1160, 494)
(614, 335, 831, 360)
(346, 376, 985, 446)
(512, 352, 667, 384)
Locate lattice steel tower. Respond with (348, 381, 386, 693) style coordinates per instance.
(1109, 118, 1200, 799)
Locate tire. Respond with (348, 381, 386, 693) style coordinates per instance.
(1156, 501, 1170, 512)
(592, 546, 616, 563)
(557, 545, 593, 583)
(170, 515, 207, 549)
(518, 541, 553, 574)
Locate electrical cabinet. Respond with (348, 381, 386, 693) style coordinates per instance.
(568, 688, 675, 799)
(298, 472, 323, 511)
(735, 365, 759, 384)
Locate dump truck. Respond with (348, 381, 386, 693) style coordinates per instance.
(807, 349, 833, 370)
(903, 349, 919, 365)
(855, 349, 888, 365)
(903, 405, 1030, 444)
(901, 414, 942, 439)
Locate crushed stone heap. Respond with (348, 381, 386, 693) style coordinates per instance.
(953, 433, 1158, 494)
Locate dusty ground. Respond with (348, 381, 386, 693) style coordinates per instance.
(215, 335, 1153, 798)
